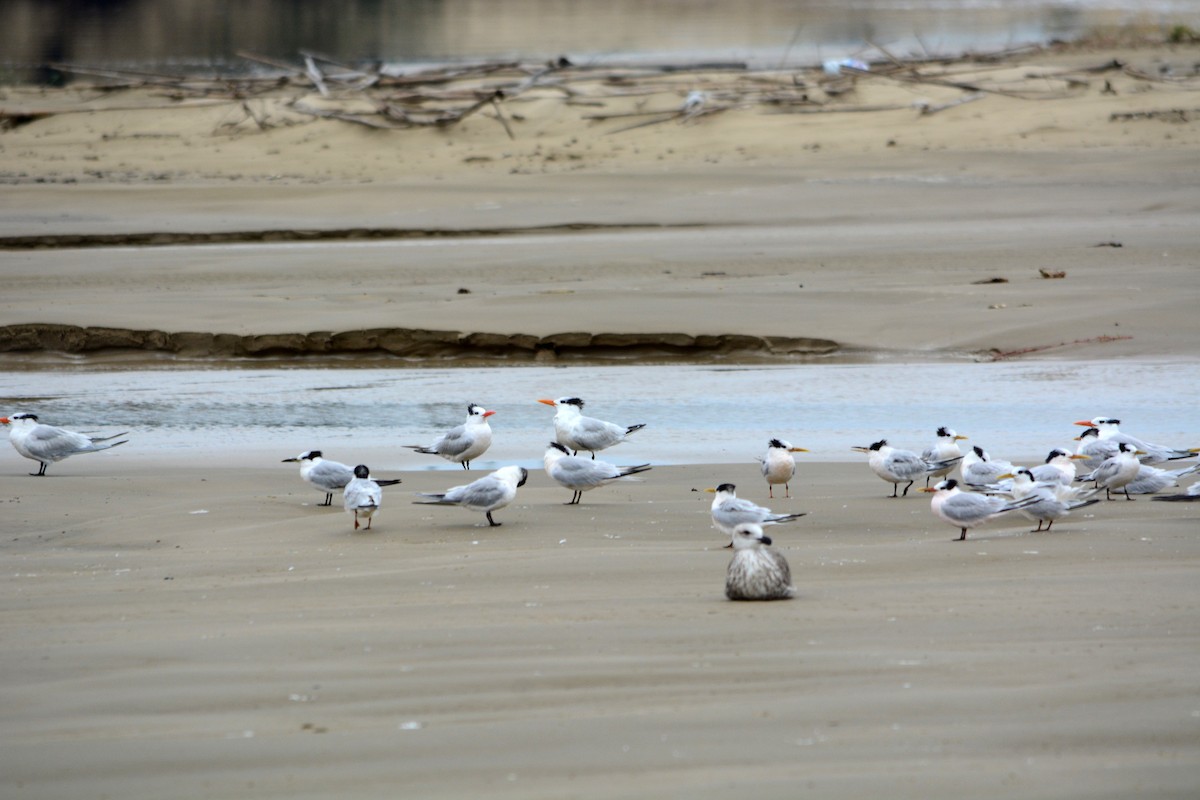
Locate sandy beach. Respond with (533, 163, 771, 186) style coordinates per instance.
(2, 38, 1200, 798)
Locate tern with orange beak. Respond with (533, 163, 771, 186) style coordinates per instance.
(406, 403, 495, 469)
(537, 397, 645, 458)
(1, 413, 128, 476)
(1073, 417, 1196, 464)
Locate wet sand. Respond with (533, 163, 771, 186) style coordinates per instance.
(2, 459, 1198, 799)
(2, 39, 1200, 798)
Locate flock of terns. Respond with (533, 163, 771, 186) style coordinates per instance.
(3, 406, 1198, 603)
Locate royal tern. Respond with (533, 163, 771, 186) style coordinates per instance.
(921, 478, 1040, 541)
(415, 465, 528, 527)
(725, 523, 794, 601)
(757, 439, 809, 498)
(1, 413, 128, 476)
(1079, 443, 1145, 500)
(405, 404, 495, 469)
(537, 397, 645, 458)
(282, 450, 401, 506)
(998, 468, 1100, 532)
(1151, 481, 1200, 501)
(851, 439, 963, 498)
(1074, 417, 1196, 464)
(1125, 460, 1200, 495)
(542, 442, 651, 505)
(920, 427, 968, 486)
(960, 446, 1016, 489)
(343, 464, 383, 530)
(706, 483, 806, 539)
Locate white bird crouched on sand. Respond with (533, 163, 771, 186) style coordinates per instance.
(725, 523, 794, 601)
(706, 483, 806, 539)
(542, 442, 651, 505)
(852, 439, 963, 498)
(343, 464, 383, 530)
(1151, 481, 1200, 502)
(1, 413, 128, 476)
(537, 397, 645, 458)
(921, 479, 1040, 541)
(757, 438, 809, 499)
(405, 403, 495, 469)
(1124, 460, 1200, 495)
(283, 450, 401, 506)
(415, 465, 529, 527)
(999, 468, 1101, 532)
(960, 445, 1016, 489)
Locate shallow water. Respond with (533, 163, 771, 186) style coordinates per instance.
(2, 359, 1196, 471)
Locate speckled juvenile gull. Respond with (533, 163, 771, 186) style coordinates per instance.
(725, 523, 794, 601)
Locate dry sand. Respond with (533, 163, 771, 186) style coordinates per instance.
(2, 459, 1199, 799)
(1, 40, 1199, 798)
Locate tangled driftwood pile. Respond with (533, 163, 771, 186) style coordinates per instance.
(7, 42, 1192, 137)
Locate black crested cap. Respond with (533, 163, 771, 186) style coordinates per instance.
(936, 426, 950, 437)
(468, 403, 483, 413)
(716, 482, 736, 493)
(1118, 442, 1134, 452)
(305, 450, 323, 459)
(549, 441, 570, 454)
(562, 397, 584, 408)
(1018, 468, 1034, 477)
(1108, 418, 1120, 425)
(15, 413, 39, 421)
(768, 438, 786, 449)
(870, 439, 887, 451)
(353, 464, 370, 478)
(973, 445, 985, 458)
(1045, 449, 1067, 461)
(941, 478, 958, 490)
(517, 467, 529, 487)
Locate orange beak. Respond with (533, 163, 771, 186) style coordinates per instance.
(919, 487, 937, 493)
(1072, 420, 1094, 427)
(483, 410, 496, 418)
(537, 399, 557, 406)
(788, 447, 809, 453)
(0, 417, 9, 425)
